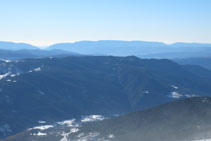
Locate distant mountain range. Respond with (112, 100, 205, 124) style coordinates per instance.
(1, 56, 211, 139)
(1, 41, 211, 72)
(0, 41, 38, 50)
(1, 40, 211, 58)
(47, 41, 211, 56)
(0, 49, 80, 60)
(1, 40, 211, 140)
(5, 97, 211, 141)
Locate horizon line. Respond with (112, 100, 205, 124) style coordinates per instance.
(1, 40, 211, 48)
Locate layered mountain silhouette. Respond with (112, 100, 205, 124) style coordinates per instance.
(175, 57, 211, 70)
(0, 41, 38, 50)
(47, 40, 211, 56)
(1, 41, 211, 58)
(0, 49, 80, 60)
(0, 56, 211, 138)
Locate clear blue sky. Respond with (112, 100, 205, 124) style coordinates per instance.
(0, 0, 210, 46)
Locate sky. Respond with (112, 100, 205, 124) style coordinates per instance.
(0, 0, 210, 46)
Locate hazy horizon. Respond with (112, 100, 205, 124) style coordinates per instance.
(0, 0, 210, 46)
(1, 40, 211, 49)
(1, 1, 211, 141)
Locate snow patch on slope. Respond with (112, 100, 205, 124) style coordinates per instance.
(28, 66, 43, 73)
(32, 125, 54, 130)
(168, 91, 197, 99)
(0, 58, 11, 63)
(171, 85, 178, 89)
(73, 132, 100, 141)
(0, 72, 10, 80)
(27, 115, 107, 140)
(38, 121, 46, 124)
(169, 91, 183, 99)
(57, 119, 76, 127)
(10, 74, 16, 77)
(34, 67, 41, 72)
(81, 115, 105, 123)
(60, 128, 79, 141)
(37, 132, 47, 136)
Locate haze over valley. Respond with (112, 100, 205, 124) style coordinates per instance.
(1, 0, 211, 140)
(0, 43, 211, 140)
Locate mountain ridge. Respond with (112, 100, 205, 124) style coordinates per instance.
(5, 97, 211, 141)
(1, 56, 211, 138)
(47, 40, 211, 56)
(0, 41, 38, 50)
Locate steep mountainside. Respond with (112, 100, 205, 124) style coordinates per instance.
(6, 97, 211, 141)
(0, 56, 211, 138)
(76, 97, 211, 141)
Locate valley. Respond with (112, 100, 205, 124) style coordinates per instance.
(1, 56, 211, 139)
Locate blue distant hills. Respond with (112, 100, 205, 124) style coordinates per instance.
(47, 40, 211, 56)
(0, 41, 38, 50)
(0, 40, 211, 59)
